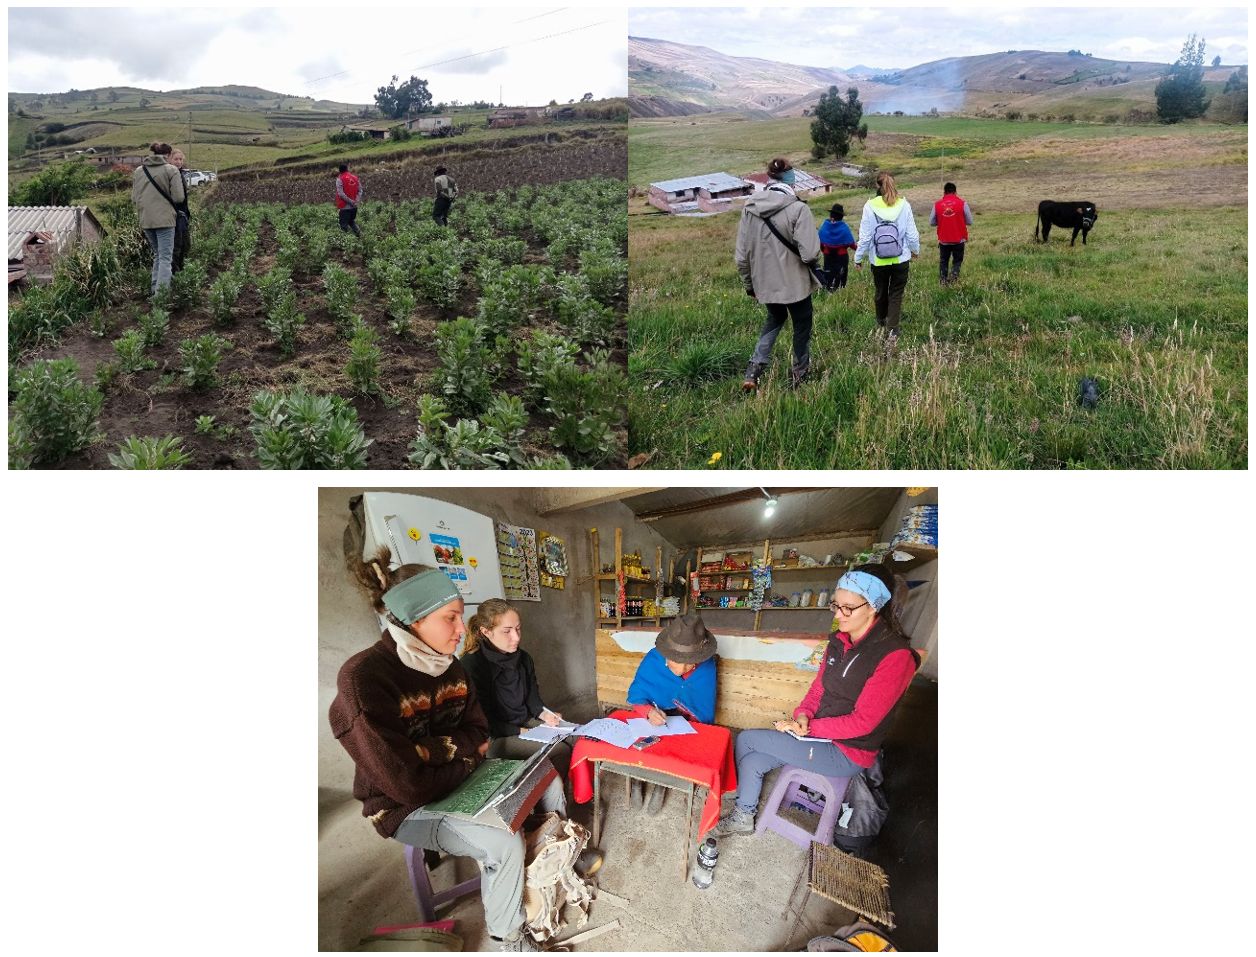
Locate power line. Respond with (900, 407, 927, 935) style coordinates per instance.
(305, 16, 606, 95)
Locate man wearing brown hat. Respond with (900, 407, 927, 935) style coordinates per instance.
(625, 613, 720, 814)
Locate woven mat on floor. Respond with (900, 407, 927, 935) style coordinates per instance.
(807, 841, 896, 930)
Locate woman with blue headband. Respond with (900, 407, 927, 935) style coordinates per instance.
(712, 563, 919, 839)
(330, 547, 563, 951)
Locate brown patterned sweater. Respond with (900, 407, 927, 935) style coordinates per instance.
(329, 635, 490, 838)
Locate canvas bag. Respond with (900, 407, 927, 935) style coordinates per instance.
(521, 812, 595, 944)
(833, 755, 890, 851)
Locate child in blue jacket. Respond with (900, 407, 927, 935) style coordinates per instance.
(818, 204, 856, 290)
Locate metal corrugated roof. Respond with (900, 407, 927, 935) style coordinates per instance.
(7, 206, 94, 260)
(651, 172, 748, 194)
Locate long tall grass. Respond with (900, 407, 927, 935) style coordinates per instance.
(628, 205, 1247, 469)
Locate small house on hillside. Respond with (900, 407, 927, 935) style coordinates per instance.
(488, 107, 547, 128)
(347, 123, 393, 140)
(648, 173, 754, 215)
(743, 168, 833, 196)
(7, 205, 104, 287)
(404, 115, 452, 134)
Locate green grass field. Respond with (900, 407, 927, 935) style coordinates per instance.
(628, 115, 1247, 469)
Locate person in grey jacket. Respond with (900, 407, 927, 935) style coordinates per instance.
(853, 171, 920, 349)
(735, 157, 822, 391)
(131, 142, 187, 295)
(433, 165, 458, 226)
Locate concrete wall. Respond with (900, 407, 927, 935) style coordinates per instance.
(319, 486, 676, 796)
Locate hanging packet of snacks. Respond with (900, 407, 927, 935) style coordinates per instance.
(750, 560, 772, 612)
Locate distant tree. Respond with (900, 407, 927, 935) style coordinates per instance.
(139, 96, 151, 109)
(1211, 65, 1248, 123)
(581, 92, 594, 102)
(108, 90, 120, 103)
(1156, 34, 1210, 123)
(809, 85, 866, 159)
(374, 74, 432, 119)
(12, 160, 96, 206)
(548, 99, 558, 107)
(1212, 55, 1222, 67)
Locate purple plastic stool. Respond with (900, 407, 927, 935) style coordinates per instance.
(754, 766, 854, 850)
(403, 845, 482, 922)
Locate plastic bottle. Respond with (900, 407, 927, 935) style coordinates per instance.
(692, 837, 718, 889)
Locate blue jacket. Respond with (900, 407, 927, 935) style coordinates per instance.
(819, 219, 855, 251)
(626, 649, 717, 723)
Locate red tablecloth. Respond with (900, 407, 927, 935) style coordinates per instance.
(569, 709, 737, 839)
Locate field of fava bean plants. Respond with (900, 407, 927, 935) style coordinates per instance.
(8, 176, 627, 469)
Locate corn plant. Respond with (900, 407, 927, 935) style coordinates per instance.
(264, 290, 307, 357)
(345, 323, 382, 395)
(323, 262, 360, 337)
(60, 241, 122, 310)
(138, 306, 170, 347)
(112, 329, 153, 373)
(208, 271, 243, 326)
(170, 259, 209, 311)
(10, 358, 104, 465)
(435, 316, 495, 416)
(108, 435, 192, 469)
(249, 388, 372, 469)
(179, 333, 230, 389)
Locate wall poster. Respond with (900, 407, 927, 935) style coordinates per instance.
(538, 532, 569, 590)
(496, 522, 541, 602)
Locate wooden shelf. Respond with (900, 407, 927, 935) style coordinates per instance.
(768, 565, 843, 574)
(762, 606, 832, 612)
(700, 587, 752, 593)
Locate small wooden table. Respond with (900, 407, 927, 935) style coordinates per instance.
(569, 711, 737, 884)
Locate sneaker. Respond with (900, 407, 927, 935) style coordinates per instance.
(645, 783, 667, 815)
(575, 847, 604, 878)
(710, 806, 756, 838)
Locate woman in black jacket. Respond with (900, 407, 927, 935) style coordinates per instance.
(460, 599, 572, 771)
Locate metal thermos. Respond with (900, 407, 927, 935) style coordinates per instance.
(692, 837, 718, 889)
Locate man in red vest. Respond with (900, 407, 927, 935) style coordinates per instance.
(335, 162, 362, 237)
(929, 182, 972, 285)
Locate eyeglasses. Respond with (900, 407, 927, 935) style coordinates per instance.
(829, 600, 868, 615)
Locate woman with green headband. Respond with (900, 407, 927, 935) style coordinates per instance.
(329, 548, 562, 951)
(712, 563, 920, 839)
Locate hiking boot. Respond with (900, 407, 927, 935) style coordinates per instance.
(496, 930, 538, 952)
(629, 780, 644, 809)
(885, 329, 899, 355)
(742, 362, 767, 393)
(710, 806, 756, 838)
(575, 847, 604, 879)
(790, 363, 809, 390)
(645, 783, 667, 815)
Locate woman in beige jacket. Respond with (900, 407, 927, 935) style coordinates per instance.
(734, 157, 822, 392)
(131, 142, 186, 296)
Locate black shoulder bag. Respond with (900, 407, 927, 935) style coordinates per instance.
(142, 165, 190, 252)
(763, 205, 827, 288)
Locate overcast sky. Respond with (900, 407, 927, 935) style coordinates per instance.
(7, 5, 628, 105)
(629, 5, 1248, 70)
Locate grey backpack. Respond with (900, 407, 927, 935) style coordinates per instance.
(871, 213, 903, 260)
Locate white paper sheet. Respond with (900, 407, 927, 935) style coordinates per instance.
(624, 715, 696, 738)
(574, 717, 640, 749)
(518, 721, 579, 744)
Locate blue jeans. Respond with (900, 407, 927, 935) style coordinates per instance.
(143, 226, 175, 295)
(732, 728, 863, 814)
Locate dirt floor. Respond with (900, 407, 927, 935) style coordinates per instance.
(318, 678, 938, 951)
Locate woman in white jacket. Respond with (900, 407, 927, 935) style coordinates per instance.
(853, 171, 920, 347)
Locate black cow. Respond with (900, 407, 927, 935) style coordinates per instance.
(1035, 200, 1098, 246)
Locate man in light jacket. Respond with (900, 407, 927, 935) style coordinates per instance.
(433, 165, 457, 226)
(735, 157, 822, 392)
(131, 142, 187, 296)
